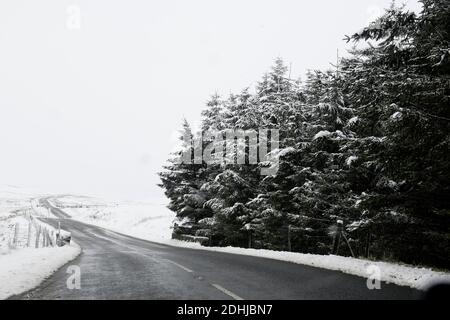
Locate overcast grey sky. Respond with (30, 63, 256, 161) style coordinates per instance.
(0, 0, 421, 201)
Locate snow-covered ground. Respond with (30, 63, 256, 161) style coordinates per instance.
(0, 244, 81, 299)
(50, 195, 175, 243)
(0, 186, 80, 300)
(52, 194, 450, 291)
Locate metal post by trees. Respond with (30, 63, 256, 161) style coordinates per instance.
(365, 233, 371, 258)
(331, 219, 356, 257)
(332, 219, 343, 255)
(287, 224, 292, 252)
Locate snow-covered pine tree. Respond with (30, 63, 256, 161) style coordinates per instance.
(272, 68, 356, 255)
(159, 2, 450, 268)
(341, 0, 450, 267)
(158, 119, 209, 236)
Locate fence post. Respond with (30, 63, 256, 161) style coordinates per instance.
(35, 226, 41, 248)
(44, 229, 49, 247)
(13, 222, 20, 247)
(287, 224, 292, 252)
(332, 219, 343, 255)
(27, 221, 32, 247)
(48, 230, 53, 247)
(365, 233, 371, 258)
(341, 232, 355, 258)
(52, 230, 55, 247)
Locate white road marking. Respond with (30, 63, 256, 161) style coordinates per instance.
(101, 229, 166, 249)
(166, 260, 194, 273)
(86, 230, 134, 249)
(86, 231, 194, 274)
(211, 283, 244, 300)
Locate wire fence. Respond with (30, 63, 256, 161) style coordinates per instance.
(8, 209, 69, 250)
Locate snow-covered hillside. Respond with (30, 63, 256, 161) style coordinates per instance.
(49, 195, 176, 243)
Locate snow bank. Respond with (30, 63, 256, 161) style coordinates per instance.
(0, 243, 81, 299)
(161, 241, 450, 290)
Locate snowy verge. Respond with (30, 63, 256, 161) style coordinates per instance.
(160, 240, 450, 291)
(0, 242, 81, 300)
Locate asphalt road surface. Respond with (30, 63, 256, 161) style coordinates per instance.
(12, 199, 421, 300)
